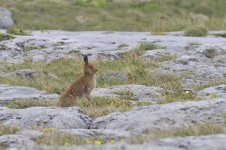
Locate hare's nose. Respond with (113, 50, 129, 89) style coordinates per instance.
(96, 69, 98, 72)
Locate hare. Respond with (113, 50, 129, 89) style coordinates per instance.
(59, 55, 98, 107)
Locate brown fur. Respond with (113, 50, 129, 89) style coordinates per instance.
(59, 56, 98, 107)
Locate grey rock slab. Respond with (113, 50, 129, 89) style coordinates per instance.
(0, 107, 92, 129)
(0, 8, 14, 29)
(1, 31, 226, 64)
(92, 84, 163, 103)
(0, 84, 59, 103)
(92, 99, 226, 133)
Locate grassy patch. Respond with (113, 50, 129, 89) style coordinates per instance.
(125, 43, 158, 59)
(194, 77, 226, 91)
(1, 0, 226, 31)
(77, 97, 132, 119)
(7, 27, 28, 35)
(136, 102, 152, 107)
(114, 90, 136, 100)
(156, 55, 177, 62)
(5, 97, 132, 119)
(184, 26, 208, 37)
(118, 43, 129, 49)
(33, 131, 110, 146)
(0, 124, 20, 136)
(34, 132, 117, 146)
(0, 33, 14, 41)
(223, 113, 226, 125)
(0, 43, 198, 104)
(6, 99, 57, 109)
(152, 124, 224, 139)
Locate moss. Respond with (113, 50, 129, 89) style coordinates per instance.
(184, 26, 208, 37)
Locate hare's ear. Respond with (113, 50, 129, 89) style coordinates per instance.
(83, 55, 88, 65)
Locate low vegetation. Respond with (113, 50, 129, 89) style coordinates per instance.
(0, 124, 20, 136)
(0, 33, 14, 41)
(6, 97, 132, 119)
(7, 27, 28, 35)
(33, 131, 110, 146)
(1, 0, 226, 32)
(184, 26, 208, 37)
(0, 43, 198, 105)
(152, 124, 224, 139)
(6, 99, 57, 109)
(120, 124, 225, 144)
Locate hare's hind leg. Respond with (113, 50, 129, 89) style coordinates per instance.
(59, 95, 77, 107)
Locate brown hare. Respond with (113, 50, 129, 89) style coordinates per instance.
(59, 55, 98, 107)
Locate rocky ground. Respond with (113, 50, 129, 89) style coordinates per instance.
(0, 30, 226, 150)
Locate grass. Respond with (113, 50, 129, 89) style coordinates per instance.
(6, 97, 132, 119)
(123, 123, 225, 144)
(114, 90, 136, 100)
(184, 26, 208, 37)
(223, 113, 226, 125)
(6, 99, 57, 109)
(125, 43, 158, 59)
(7, 27, 28, 35)
(152, 124, 225, 139)
(33, 131, 111, 146)
(194, 77, 226, 91)
(0, 124, 20, 136)
(0, 33, 14, 41)
(156, 55, 177, 62)
(0, 43, 198, 105)
(118, 43, 129, 49)
(2, 0, 226, 32)
(76, 97, 132, 119)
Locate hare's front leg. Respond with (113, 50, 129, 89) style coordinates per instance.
(85, 86, 93, 104)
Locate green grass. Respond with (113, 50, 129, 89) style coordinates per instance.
(76, 97, 132, 119)
(124, 124, 225, 144)
(223, 113, 226, 125)
(156, 55, 177, 62)
(152, 124, 225, 139)
(118, 43, 129, 49)
(114, 90, 136, 100)
(1, 0, 226, 31)
(0, 124, 20, 136)
(7, 27, 28, 35)
(6, 97, 132, 119)
(6, 99, 57, 109)
(0, 43, 197, 104)
(0, 33, 14, 41)
(184, 26, 208, 37)
(194, 77, 226, 91)
(33, 131, 111, 146)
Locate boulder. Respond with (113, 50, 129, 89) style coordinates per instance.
(0, 8, 14, 29)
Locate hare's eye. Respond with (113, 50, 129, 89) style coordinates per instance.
(90, 66, 92, 68)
